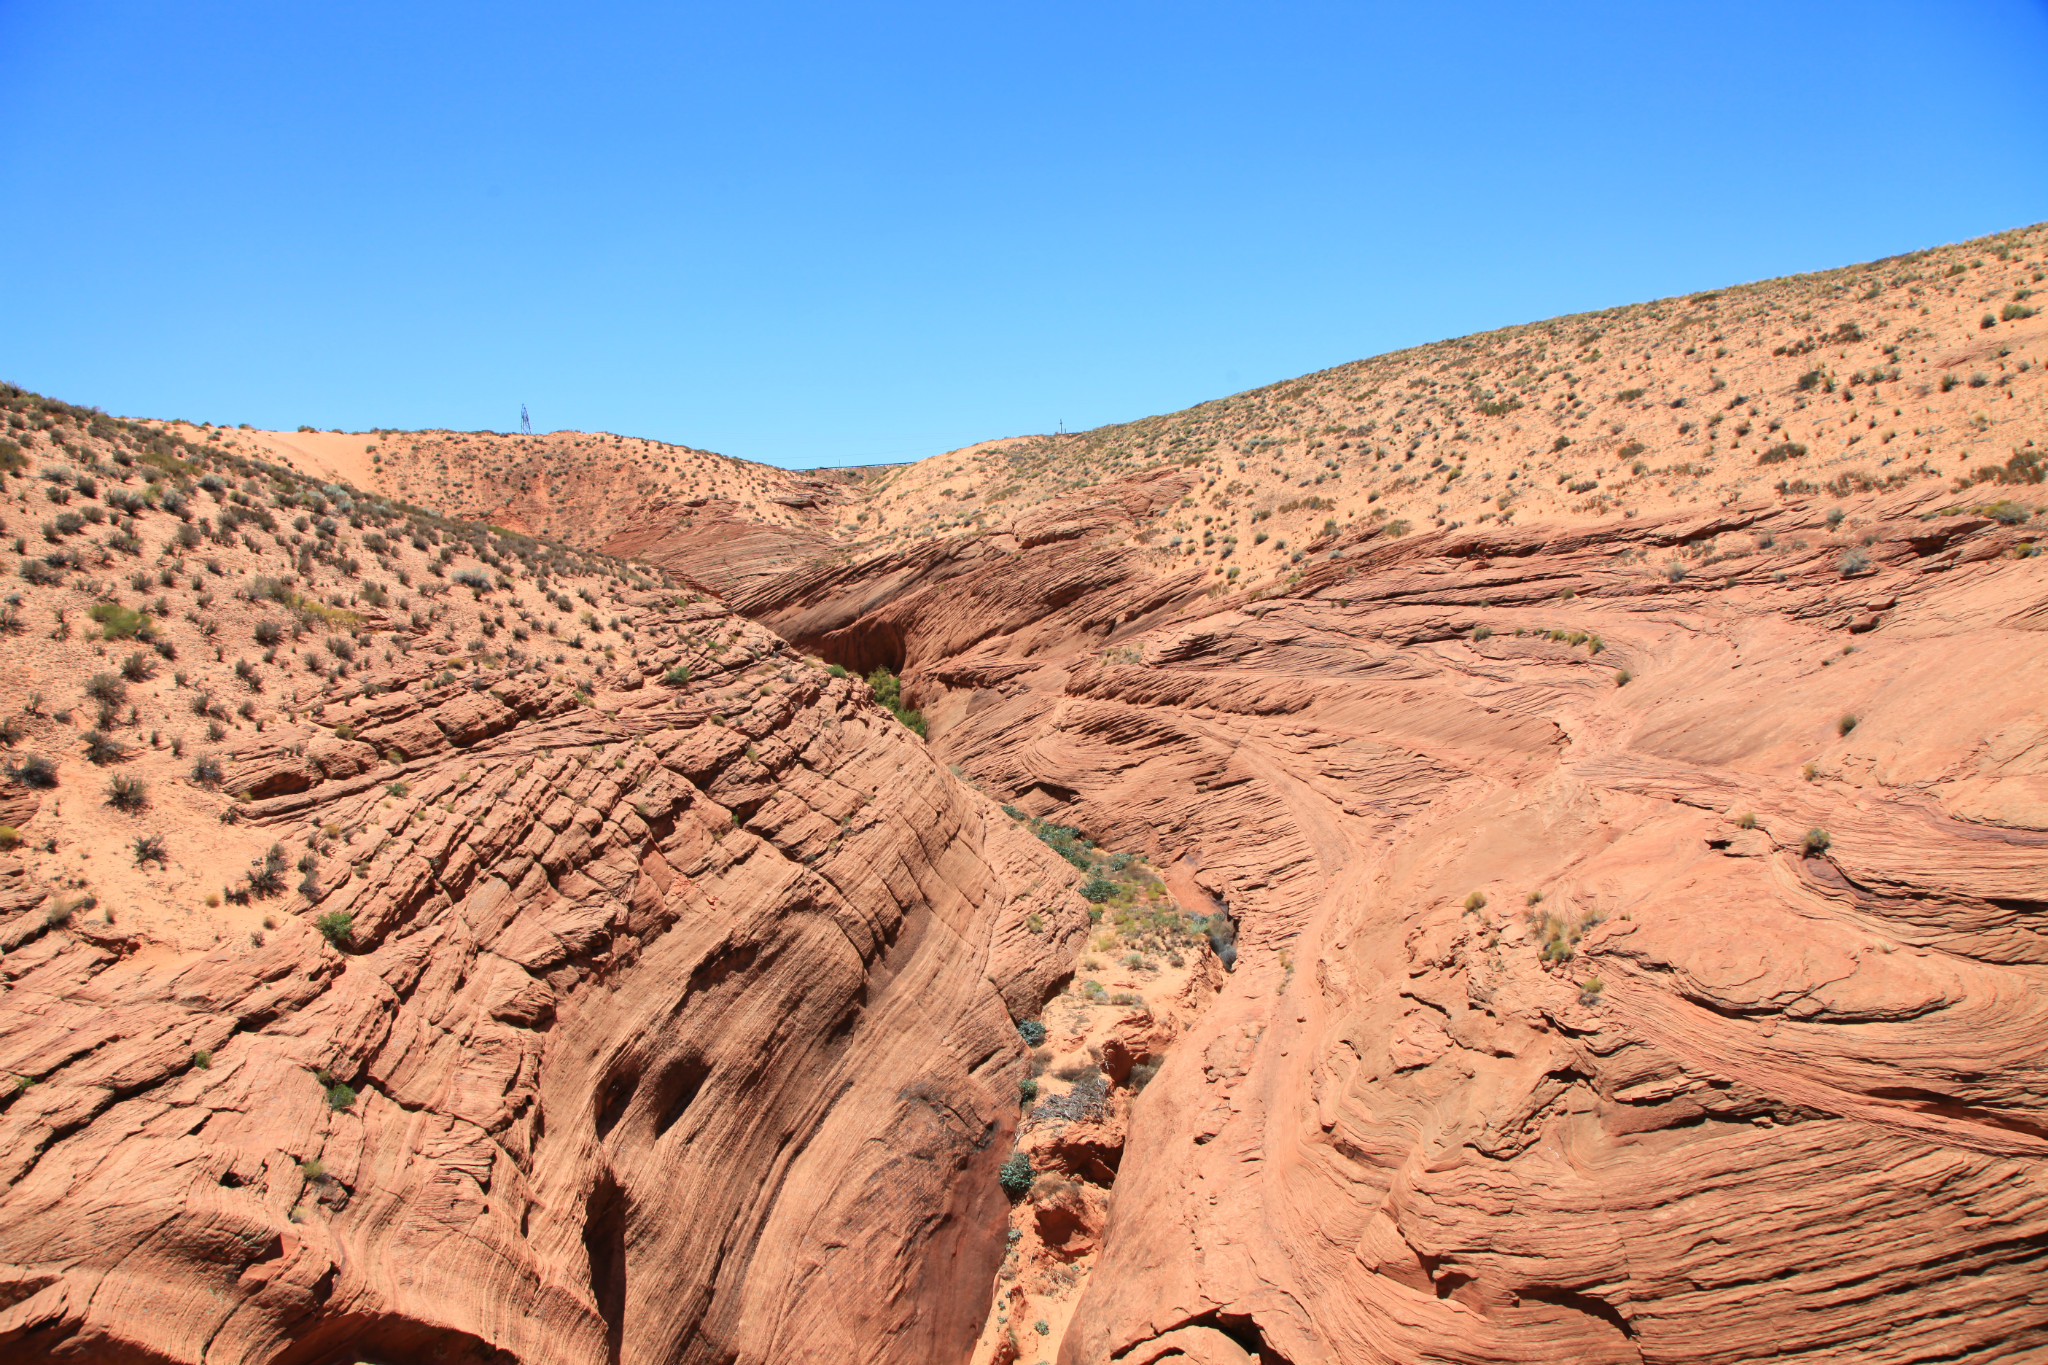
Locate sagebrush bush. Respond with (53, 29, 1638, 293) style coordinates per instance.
(10, 754, 57, 787)
(83, 730, 127, 766)
(106, 773, 148, 812)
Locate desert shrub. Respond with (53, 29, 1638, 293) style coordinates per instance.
(1839, 547, 1871, 576)
(133, 833, 167, 865)
(84, 672, 128, 706)
(83, 730, 127, 765)
(1017, 1019, 1047, 1047)
(87, 601, 152, 640)
(119, 651, 157, 683)
(1803, 827, 1831, 854)
(1736, 811, 1758, 830)
(1981, 499, 2031, 525)
(191, 754, 224, 786)
(248, 844, 289, 897)
(1016, 817, 1090, 869)
(865, 667, 927, 737)
(1463, 891, 1488, 912)
(10, 754, 57, 787)
(1078, 874, 1118, 903)
(1838, 713, 1859, 736)
(323, 1080, 356, 1112)
(662, 664, 691, 687)
(314, 909, 353, 947)
(105, 773, 148, 811)
(1756, 442, 1806, 465)
(997, 1151, 1034, 1197)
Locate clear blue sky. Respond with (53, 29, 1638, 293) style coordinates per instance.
(4, 2, 2045, 469)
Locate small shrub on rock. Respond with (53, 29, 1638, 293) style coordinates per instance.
(997, 1151, 1034, 1197)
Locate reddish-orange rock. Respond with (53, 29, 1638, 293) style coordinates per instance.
(0, 610, 1089, 1365)
(735, 473, 2048, 1365)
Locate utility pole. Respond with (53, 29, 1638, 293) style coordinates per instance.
(520, 404, 531, 436)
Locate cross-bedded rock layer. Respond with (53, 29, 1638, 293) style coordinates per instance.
(0, 606, 1089, 1365)
(739, 469, 2048, 1365)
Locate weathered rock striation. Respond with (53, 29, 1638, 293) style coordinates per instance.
(4, 220, 2047, 1365)
(739, 471, 2048, 1364)
(0, 603, 1089, 1364)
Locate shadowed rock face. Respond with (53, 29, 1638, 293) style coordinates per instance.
(0, 605, 1088, 1365)
(737, 472, 2048, 1365)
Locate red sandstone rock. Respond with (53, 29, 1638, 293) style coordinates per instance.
(736, 476, 2048, 1365)
(0, 606, 1088, 1365)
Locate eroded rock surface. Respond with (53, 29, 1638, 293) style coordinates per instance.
(739, 473, 2048, 1364)
(0, 606, 1088, 1365)
(5, 222, 2047, 1365)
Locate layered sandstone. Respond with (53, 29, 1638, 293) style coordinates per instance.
(2, 220, 2045, 1365)
(0, 404, 1091, 1364)
(739, 469, 2048, 1364)
(0, 613, 1090, 1364)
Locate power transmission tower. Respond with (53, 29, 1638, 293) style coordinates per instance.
(520, 404, 531, 436)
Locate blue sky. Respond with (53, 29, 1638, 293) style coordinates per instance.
(4, 2, 2045, 469)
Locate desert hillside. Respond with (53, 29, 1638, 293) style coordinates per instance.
(0, 221, 2044, 1365)
(200, 223, 2042, 613)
